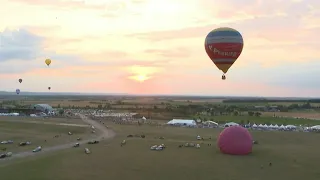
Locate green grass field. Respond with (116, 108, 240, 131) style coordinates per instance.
(0, 116, 85, 124)
(1, 120, 320, 180)
(0, 119, 93, 153)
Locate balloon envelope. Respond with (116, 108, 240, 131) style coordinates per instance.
(16, 89, 20, 94)
(205, 27, 243, 73)
(48, 87, 51, 90)
(19, 79, 22, 83)
(217, 126, 252, 155)
(45, 59, 51, 66)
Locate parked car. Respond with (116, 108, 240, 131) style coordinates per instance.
(88, 140, 99, 144)
(84, 148, 90, 154)
(19, 142, 31, 146)
(5, 152, 12, 157)
(32, 146, 42, 152)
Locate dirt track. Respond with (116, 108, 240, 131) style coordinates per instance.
(0, 114, 115, 164)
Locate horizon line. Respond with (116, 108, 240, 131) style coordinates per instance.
(1, 91, 320, 99)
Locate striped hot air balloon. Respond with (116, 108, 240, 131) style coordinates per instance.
(205, 27, 244, 80)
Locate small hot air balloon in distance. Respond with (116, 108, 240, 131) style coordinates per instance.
(16, 89, 20, 95)
(45, 59, 51, 66)
(19, 79, 22, 83)
(205, 27, 244, 80)
(48, 87, 51, 90)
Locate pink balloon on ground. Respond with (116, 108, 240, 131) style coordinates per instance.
(217, 126, 253, 155)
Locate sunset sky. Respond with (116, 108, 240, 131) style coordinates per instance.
(0, 0, 319, 96)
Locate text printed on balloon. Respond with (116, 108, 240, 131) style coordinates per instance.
(209, 46, 238, 57)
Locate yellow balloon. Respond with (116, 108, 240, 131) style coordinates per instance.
(45, 59, 51, 66)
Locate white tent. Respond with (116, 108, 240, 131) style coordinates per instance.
(142, 116, 147, 121)
(167, 119, 197, 126)
(286, 125, 297, 129)
(269, 124, 274, 128)
(252, 124, 257, 128)
(274, 124, 279, 128)
(203, 121, 218, 126)
(263, 124, 268, 128)
(280, 124, 285, 129)
(224, 122, 239, 127)
(310, 125, 320, 130)
(258, 124, 263, 128)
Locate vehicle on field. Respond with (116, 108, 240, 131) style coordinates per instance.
(68, 132, 72, 135)
(0, 154, 6, 158)
(32, 146, 42, 152)
(85, 148, 90, 154)
(1, 140, 13, 144)
(5, 152, 12, 157)
(73, 143, 80, 147)
(19, 141, 31, 146)
(88, 140, 99, 144)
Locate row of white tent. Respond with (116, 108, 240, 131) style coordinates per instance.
(205, 121, 298, 129)
(252, 124, 320, 130)
(166, 119, 320, 130)
(0, 113, 19, 116)
(252, 124, 296, 129)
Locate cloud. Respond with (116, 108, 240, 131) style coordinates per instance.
(0, 28, 44, 62)
(126, 15, 315, 42)
(10, 0, 107, 10)
(0, 28, 87, 73)
(144, 47, 191, 58)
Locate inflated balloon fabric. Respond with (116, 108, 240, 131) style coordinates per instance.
(217, 126, 253, 155)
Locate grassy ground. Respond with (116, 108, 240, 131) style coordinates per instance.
(1, 121, 320, 180)
(262, 112, 320, 120)
(0, 119, 93, 153)
(0, 116, 85, 124)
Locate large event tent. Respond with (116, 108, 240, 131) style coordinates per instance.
(167, 119, 197, 126)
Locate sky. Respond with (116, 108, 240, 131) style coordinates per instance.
(0, 0, 319, 97)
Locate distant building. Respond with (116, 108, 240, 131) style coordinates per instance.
(31, 104, 54, 113)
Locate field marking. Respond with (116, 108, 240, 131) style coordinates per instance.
(0, 114, 115, 165)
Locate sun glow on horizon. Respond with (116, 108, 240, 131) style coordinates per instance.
(129, 74, 149, 82)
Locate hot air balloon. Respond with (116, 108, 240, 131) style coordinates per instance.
(205, 27, 244, 80)
(217, 126, 252, 155)
(16, 89, 20, 95)
(48, 87, 51, 90)
(45, 59, 51, 66)
(19, 79, 22, 83)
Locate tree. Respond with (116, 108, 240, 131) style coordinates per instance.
(254, 112, 261, 117)
(59, 109, 64, 116)
(248, 111, 254, 116)
(116, 100, 123, 105)
(301, 102, 311, 109)
(97, 104, 102, 109)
